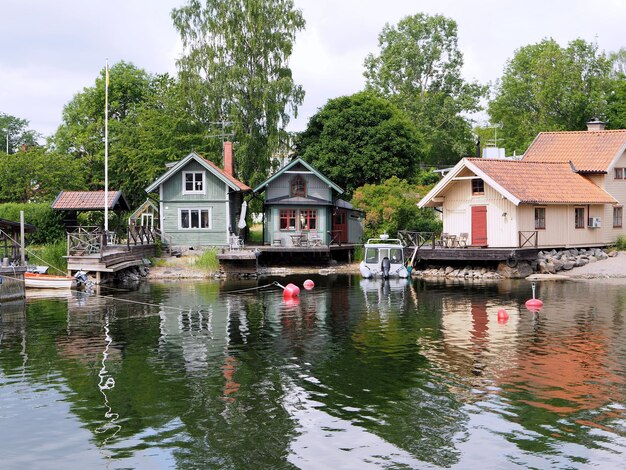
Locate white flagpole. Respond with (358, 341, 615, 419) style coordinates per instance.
(104, 59, 109, 234)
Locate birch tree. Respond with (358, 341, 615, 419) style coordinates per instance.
(171, 0, 305, 186)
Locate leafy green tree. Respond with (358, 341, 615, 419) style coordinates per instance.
(108, 74, 220, 207)
(488, 38, 613, 154)
(606, 48, 626, 129)
(53, 61, 153, 192)
(0, 112, 40, 154)
(351, 176, 441, 239)
(52, 62, 216, 208)
(296, 91, 423, 197)
(0, 147, 84, 203)
(364, 13, 486, 165)
(171, 0, 305, 187)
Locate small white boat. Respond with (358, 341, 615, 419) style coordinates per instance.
(24, 272, 74, 289)
(359, 237, 409, 279)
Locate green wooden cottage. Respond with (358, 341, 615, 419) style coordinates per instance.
(145, 143, 250, 247)
(254, 157, 363, 247)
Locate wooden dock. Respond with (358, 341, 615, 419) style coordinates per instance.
(0, 266, 26, 302)
(67, 244, 155, 283)
(217, 250, 259, 275)
(408, 246, 539, 263)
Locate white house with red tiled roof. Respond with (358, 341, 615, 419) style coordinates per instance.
(418, 122, 626, 249)
(145, 142, 250, 247)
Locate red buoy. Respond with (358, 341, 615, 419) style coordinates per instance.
(525, 282, 543, 311)
(303, 279, 315, 290)
(497, 308, 509, 321)
(283, 283, 300, 298)
(525, 298, 544, 310)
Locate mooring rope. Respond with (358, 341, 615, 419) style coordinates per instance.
(225, 281, 283, 294)
(0, 231, 66, 276)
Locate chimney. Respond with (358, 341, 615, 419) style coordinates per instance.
(586, 119, 606, 131)
(223, 141, 233, 176)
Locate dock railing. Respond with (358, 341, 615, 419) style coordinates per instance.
(67, 226, 104, 257)
(398, 230, 437, 249)
(519, 231, 538, 248)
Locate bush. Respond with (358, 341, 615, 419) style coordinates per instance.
(0, 203, 65, 244)
(193, 248, 219, 271)
(614, 235, 626, 250)
(27, 241, 67, 275)
(351, 176, 442, 239)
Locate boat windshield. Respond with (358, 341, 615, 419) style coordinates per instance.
(364, 247, 403, 264)
(389, 248, 403, 263)
(365, 248, 378, 263)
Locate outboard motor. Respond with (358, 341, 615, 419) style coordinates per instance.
(381, 256, 391, 278)
(74, 271, 94, 291)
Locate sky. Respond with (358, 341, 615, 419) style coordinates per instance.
(2, 0, 625, 140)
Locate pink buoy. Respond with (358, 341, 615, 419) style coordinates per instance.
(497, 308, 509, 322)
(283, 282, 300, 299)
(303, 279, 315, 290)
(525, 282, 543, 311)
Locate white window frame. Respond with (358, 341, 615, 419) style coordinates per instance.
(182, 171, 206, 195)
(179, 208, 212, 230)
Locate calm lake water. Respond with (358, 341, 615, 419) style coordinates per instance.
(1, 275, 625, 469)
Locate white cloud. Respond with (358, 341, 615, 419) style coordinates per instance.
(1, 0, 624, 138)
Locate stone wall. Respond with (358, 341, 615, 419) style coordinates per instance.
(412, 248, 615, 280)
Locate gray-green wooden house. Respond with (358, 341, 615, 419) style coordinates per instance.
(145, 149, 250, 247)
(253, 158, 363, 247)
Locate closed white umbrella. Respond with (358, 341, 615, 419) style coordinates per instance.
(237, 200, 247, 229)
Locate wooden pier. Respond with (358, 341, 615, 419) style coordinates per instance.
(66, 226, 157, 283)
(399, 230, 539, 266)
(0, 266, 26, 302)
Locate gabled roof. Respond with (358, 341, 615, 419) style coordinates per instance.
(523, 130, 626, 173)
(145, 152, 250, 193)
(253, 157, 343, 194)
(51, 191, 130, 211)
(418, 158, 617, 208)
(0, 218, 36, 233)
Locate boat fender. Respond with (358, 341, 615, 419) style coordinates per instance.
(381, 257, 391, 278)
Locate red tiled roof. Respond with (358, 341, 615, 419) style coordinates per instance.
(522, 130, 626, 172)
(201, 158, 251, 191)
(467, 158, 617, 204)
(51, 191, 130, 210)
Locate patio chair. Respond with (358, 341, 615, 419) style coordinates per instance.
(436, 233, 449, 247)
(458, 233, 468, 248)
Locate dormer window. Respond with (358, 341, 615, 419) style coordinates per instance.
(290, 175, 306, 197)
(615, 168, 624, 180)
(183, 171, 205, 194)
(472, 178, 485, 195)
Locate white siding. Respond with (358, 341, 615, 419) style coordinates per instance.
(603, 151, 626, 243)
(442, 178, 518, 247)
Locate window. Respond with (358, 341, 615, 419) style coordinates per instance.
(575, 207, 585, 229)
(299, 209, 317, 230)
(472, 179, 484, 195)
(615, 168, 624, 180)
(183, 171, 205, 194)
(534, 207, 546, 230)
(179, 208, 211, 229)
(279, 209, 297, 230)
(365, 248, 378, 263)
(614, 207, 623, 228)
(290, 175, 306, 197)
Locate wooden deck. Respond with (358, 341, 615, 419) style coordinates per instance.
(67, 244, 155, 283)
(407, 245, 539, 263)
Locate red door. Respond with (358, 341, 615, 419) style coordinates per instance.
(333, 209, 348, 243)
(471, 206, 488, 246)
